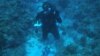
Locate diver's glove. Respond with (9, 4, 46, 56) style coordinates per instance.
(33, 21, 42, 33)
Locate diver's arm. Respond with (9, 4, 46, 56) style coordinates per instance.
(32, 13, 41, 33)
(57, 16, 62, 23)
(33, 12, 41, 24)
(33, 12, 42, 27)
(55, 11, 62, 23)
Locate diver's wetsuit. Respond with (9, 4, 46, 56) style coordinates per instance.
(36, 9, 62, 41)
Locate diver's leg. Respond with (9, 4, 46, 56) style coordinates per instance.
(52, 28, 60, 40)
(41, 28, 49, 43)
(51, 28, 64, 49)
(42, 31, 48, 40)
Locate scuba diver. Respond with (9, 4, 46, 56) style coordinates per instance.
(34, 2, 62, 43)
